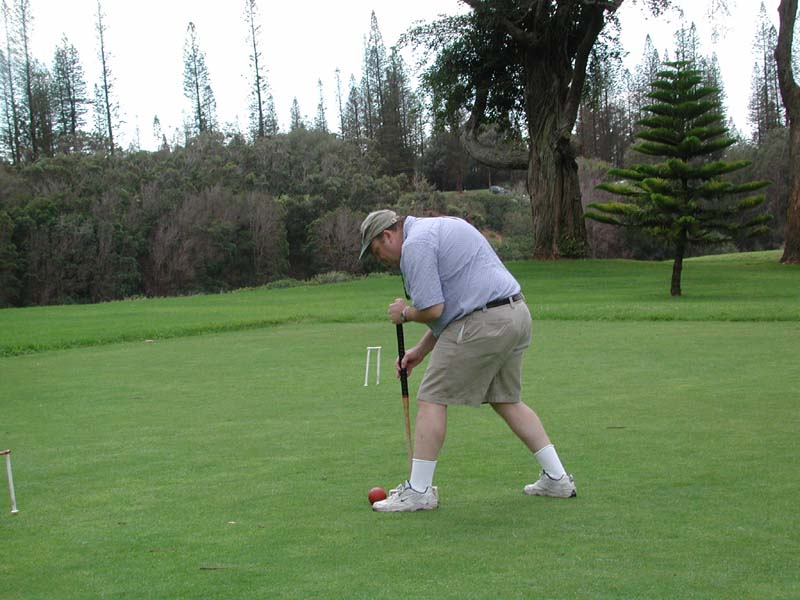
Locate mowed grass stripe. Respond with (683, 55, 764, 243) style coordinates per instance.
(1, 251, 798, 357)
(1, 320, 798, 598)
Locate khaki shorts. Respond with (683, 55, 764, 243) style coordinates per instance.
(416, 300, 532, 407)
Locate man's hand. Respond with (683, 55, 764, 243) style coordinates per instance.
(396, 344, 425, 379)
(388, 298, 408, 325)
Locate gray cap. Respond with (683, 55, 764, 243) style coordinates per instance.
(359, 209, 399, 260)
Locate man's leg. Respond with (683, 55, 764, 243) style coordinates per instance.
(414, 400, 447, 460)
(490, 401, 549, 453)
(407, 400, 445, 492)
(373, 400, 444, 511)
(491, 401, 576, 497)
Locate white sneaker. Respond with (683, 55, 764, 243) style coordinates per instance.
(523, 471, 577, 498)
(389, 482, 438, 500)
(373, 481, 439, 512)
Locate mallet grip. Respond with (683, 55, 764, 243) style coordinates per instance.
(396, 324, 412, 469)
(395, 324, 409, 397)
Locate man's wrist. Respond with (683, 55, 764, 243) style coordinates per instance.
(401, 306, 410, 323)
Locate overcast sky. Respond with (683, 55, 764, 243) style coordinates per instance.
(20, 0, 785, 151)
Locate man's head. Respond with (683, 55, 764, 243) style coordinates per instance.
(359, 209, 403, 267)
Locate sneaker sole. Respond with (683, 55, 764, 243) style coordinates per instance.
(372, 503, 438, 512)
(523, 489, 577, 498)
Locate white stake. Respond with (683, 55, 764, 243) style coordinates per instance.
(1, 450, 18, 515)
(364, 346, 382, 386)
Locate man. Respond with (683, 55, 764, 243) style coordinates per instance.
(359, 209, 576, 512)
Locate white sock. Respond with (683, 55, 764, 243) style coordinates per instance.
(534, 444, 566, 479)
(409, 458, 437, 491)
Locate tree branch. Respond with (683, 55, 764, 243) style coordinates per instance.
(775, 0, 799, 120)
(462, 81, 529, 170)
(562, 5, 607, 134)
(461, 0, 539, 46)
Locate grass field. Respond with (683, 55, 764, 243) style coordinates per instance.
(1, 251, 798, 599)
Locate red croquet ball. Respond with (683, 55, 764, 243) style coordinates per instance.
(368, 487, 387, 504)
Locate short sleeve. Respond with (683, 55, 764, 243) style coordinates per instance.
(401, 240, 444, 310)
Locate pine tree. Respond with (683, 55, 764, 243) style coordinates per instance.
(314, 78, 327, 133)
(183, 21, 216, 135)
(631, 35, 663, 139)
(52, 36, 88, 153)
(29, 59, 53, 157)
(1, 0, 21, 164)
(361, 11, 386, 140)
(673, 21, 701, 64)
(263, 93, 278, 136)
(577, 33, 626, 164)
(335, 68, 345, 136)
(586, 61, 772, 296)
(289, 97, 304, 131)
(244, 0, 271, 140)
(95, 0, 118, 156)
(13, 0, 39, 160)
(342, 75, 363, 148)
(748, 2, 784, 143)
(375, 50, 414, 176)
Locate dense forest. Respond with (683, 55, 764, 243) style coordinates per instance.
(0, 1, 796, 306)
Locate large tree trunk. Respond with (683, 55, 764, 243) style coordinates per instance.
(775, 0, 800, 263)
(783, 124, 800, 262)
(527, 121, 586, 259)
(525, 52, 587, 259)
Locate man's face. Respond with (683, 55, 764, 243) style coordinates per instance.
(369, 230, 401, 267)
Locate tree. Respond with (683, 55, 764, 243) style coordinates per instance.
(585, 61, 772, 296)
(13, 0, 39, 160)
(673, 20, 701, 63)
(748, 2, 784, 144)
(361, 11, 386, 141)
(314, 78, 328, 133)
(375, 49, 415, 177)
(775, 0, 800, 263)
(95, 0, 118, 155)
(1, 0, 21, 164)
(342, 75, 363, 148)
(263, 93, 278, 136)
(289, 97, 304, 131)
(244, 0, 270, 140)
(576, 31, 627, 164)
(335, 68, 345, 136)
(183, 22, 217, 135)
(29, 59, 53, 158)
(411, 0, 672, 259)
(52, 36, 88, 153)
(632, 34, 664, 137)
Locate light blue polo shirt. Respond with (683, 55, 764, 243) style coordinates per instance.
(400, 216, 521, 337)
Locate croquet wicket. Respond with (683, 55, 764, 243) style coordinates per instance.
(1, 450, 18, 515)
(364, 346, 381, 386)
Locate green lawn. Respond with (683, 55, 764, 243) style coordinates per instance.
(1, 251, 798, 599)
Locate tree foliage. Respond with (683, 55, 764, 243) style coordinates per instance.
(408, 0, 673, 259)
(183, 22, 217, 135)
(586, 61, 772, 295)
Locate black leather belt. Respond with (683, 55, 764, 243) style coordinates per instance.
(485, 293, 524, 309)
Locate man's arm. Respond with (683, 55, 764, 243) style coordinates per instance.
(389, 298, 443, 325)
